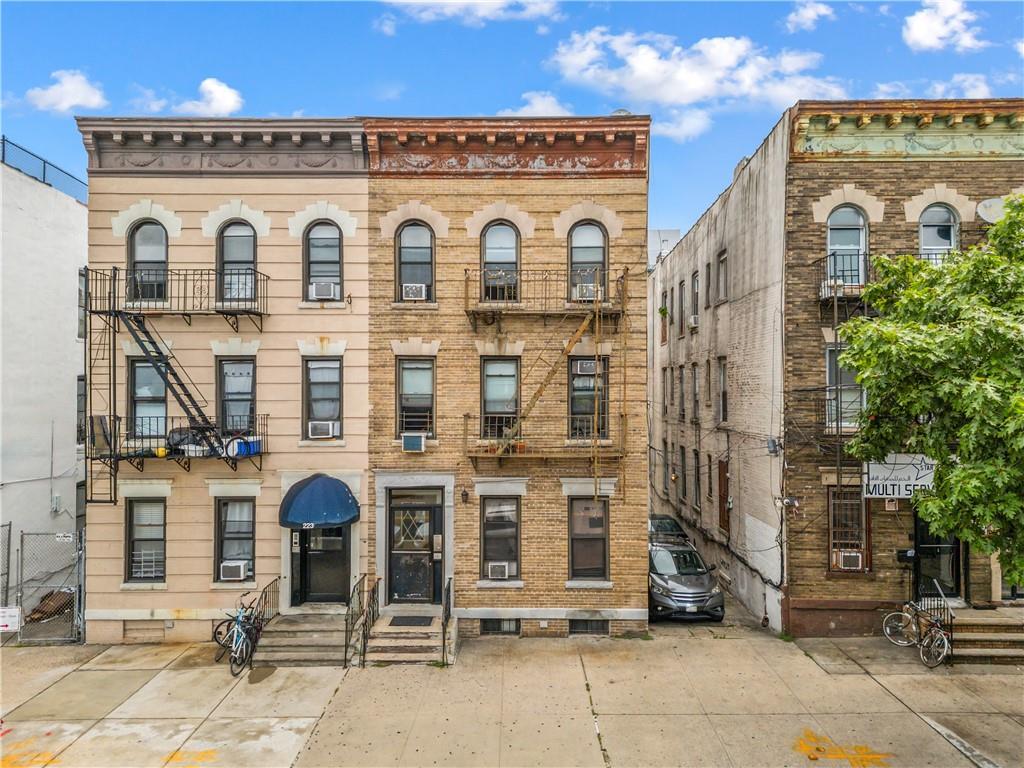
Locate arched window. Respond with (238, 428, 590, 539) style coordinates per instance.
(569, 222, 607, 300)
(397, 222, 433, 302)
(481, 221, 519, 302)
(920, 204, 958, 264)
(826, 206, 866, 286)
(304, 222, 343, 301)
(128, 221, 168, 302)
(219, 221, 256, 303)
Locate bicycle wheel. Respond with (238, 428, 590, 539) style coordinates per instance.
(215, 629, 231, 663)
(213, 618, 232, 647)
(882, 611, 915, 647)
(920, 629, 950, 668)
(230, 633, 252, 677)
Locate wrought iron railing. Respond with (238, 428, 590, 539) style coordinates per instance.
(89, 414, 269, 462)
(85, 267, 269, 317)
(2, 136, 88, 203)
(917, 578, 956, 657)
(811, 389, 865, 435)
(359, 577, 381, 667)
(398, 410, 434, 436)
(343, 574, 366, 668)
(815, 253, 872, 300)
(464, 267, 626, 314)
(464, 413, 622, 458)
(441, 576, 452, 667)
(245, 577, 280, 664)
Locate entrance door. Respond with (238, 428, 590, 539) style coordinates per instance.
(915, 513, 960, 599)
(388, 489, 443, 604)
(300, 527, 349, 603)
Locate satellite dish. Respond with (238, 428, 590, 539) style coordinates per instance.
(977, 197, 1006, 224)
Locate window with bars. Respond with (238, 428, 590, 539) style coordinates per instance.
(569, 619, 609, 635)
(127, 499, 165, 581)
(481, 618, 520, 635)
(397, 358, 434, 436)
(829, 488, 867, 571)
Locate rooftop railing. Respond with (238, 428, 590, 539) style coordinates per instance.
(2, 136, 87, 203)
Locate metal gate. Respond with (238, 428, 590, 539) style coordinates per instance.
(17, 530, 85, 643)
(0, 522, 11, 605)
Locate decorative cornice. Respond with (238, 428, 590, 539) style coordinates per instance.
(903, 184, 976, 223)
(465, 201, 536, 239)
(287, 201, 358, 238)
(111, 199, 183, 238)
(553, 201, 624, 239)
(811, 185, 885, 223)
(380, 200, 450, 239)
(364, 116, 649, 178)
(791, 100, 1024, 161)
(76, 117, 366, 175)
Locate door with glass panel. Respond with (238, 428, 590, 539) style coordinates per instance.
(300, 527, 349, 603)
(915, 510, 961, 599)
(388, 489, 443, 603)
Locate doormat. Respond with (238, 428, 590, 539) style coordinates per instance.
(390, 616, 433, 627)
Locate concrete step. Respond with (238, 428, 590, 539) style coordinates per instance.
(364, 650, 444, 665)
(954, 617, 1024, 634)
(258, 631, 350, 646)
(262, 621, 350, 635)
(251, 648, 351, 666)
(368, 629, 439, 641)
(364, 636, 438, 651)
(953, 632, 1024, 649)
(952, 647, 1024, 665)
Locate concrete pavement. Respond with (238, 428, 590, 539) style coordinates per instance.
(2, 600, 1021, 767)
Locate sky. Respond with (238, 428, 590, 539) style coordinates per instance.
(2, 1, 1022, 231)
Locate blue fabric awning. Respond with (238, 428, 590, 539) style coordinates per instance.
(279, 473, 360, 529)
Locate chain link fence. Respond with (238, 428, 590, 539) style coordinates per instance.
(16, 530, 84, 643)
(1, 522, 11, 606)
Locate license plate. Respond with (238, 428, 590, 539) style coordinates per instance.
(685, 606, 698, 613)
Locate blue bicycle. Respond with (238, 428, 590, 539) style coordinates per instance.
(214, 592, 258, 675)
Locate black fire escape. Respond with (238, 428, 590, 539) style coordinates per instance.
(83, 266, 270, 503)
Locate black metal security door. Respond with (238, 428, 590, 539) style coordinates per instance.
(388, 490, 443, 604)
(300, 527, 349, 603)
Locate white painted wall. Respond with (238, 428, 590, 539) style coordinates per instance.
(0, 163, 87, 563)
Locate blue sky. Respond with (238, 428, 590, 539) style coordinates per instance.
(2, 1, 1022, 229)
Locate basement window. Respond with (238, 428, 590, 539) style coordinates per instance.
(481, 618, 520, 635)
(569, 619, 609, 636)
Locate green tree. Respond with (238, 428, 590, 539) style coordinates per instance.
(840, 195, 1024, 585)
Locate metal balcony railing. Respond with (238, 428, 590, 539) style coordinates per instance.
(811, 389, 865, 435)
(815, 253, 872, 301)
(88, 414, 269, 464)
(463, 267, 626, 315)
(85, 267, 269, 319)
(463, 413, 622, 459)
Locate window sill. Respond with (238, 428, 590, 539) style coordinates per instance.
(825, 569, 874, 580)
(297, 439, 347, 448)
(565, 580, 613, 590)
(565, 438, 614, 447)
(476, 579, 525, 589)
(390, 301, 439, 311)
(714, 299, 728, 307)
(120, 581, 167, 591)
(209, 581, 257, 590)
(297, 301, 348, 310)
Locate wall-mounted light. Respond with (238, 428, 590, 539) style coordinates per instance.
(461, 488, 469, 504)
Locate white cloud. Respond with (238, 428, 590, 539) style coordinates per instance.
(388, 1, 562, 27)
(1016, 39, 1024, 58)
(129, 86, 168, 114)
(928, 72, 991, 98)
(498, 90, 572, 116)
(173, 78, 243, 117)
(785, 1, 836, 33)
(25, 69, 107, 113)
(873, 80, 912, 98)
(375, 82, 406, 102)
(652, 109, 712, 142)
(878, 4, 892, 16)
(373, 13, 398, 35)
(902, 0, 989, 53)
(536, 23, 550, 35)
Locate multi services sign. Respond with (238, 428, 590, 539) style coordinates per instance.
(863, 453, 936, 498)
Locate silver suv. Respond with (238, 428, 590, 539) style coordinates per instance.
(648, 541, 725, 622)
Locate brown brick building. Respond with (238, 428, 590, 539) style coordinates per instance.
(365, 116, 651, 638)
(649, 99, 1024, 636)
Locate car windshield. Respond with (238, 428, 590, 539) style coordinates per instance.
(650, 548, 707, 576)
(650, 517, 683, 533)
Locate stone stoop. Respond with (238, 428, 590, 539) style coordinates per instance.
(251, 613, 355, 668)
(953, 615, 1024, 666)
(364, 616, 444, 665)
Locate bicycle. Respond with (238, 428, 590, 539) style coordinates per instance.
(919, 616, 952, 668)
(882, 601, 924, 647)
(215, 592, 258, 676)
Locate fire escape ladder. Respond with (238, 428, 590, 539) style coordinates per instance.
(498, 311, 594, 454)
(85, 277, 119, 503)
(118, 313, 226, 464)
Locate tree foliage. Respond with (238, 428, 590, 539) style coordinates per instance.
(840, 195, 1024, 585)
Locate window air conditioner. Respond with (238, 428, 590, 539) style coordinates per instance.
(487, 562, 510, 580)
(401, 433, 427, 453)
(572, 359, 599, 375)
(838, 550, 863, 571)
(307, 421, 339, 439)
(572, 283, 602, 302)
(219, 561, 247, 581)
(402, 283, 427, 301)
(687, 314, 699, 329)
(309, 282, 340, 301)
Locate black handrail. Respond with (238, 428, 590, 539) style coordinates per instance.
(343, 574, 366, 668)
(441, 576, 453, 666)
(359, 577, 381, 667)
(246, 577, 280, 665)
(2, 135, 88, 203)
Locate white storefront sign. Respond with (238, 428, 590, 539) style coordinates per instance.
(0, 606, 22, 632)
(864, 453, 936, 498)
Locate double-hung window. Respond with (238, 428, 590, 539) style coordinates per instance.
(305, 222, 343, 301)
(919, 204, 958, 265)
(690, 271, 699, 325)
(826, 206, 866, 286)
(678, 280, 685, 333)
(77, 375, 86, 444)
(569, 356, 608, 439)
(481, 358, 518, 439)
(829, 488, 867, 571)
(397, 358, 434, 436)
(825, 347, 861, 431)
(660, 290, 668, 343)
(219, 358, 255, 434)
(691, 363, 699, 419)
(717, 251, 728, 301)
(569, 222, 607, 299)
(216, 498, 255, 579)
(704, 264, 712, 308)
(481, 497, 519, 579)
(397, 223, 434, 301)
(127, 499, 165, 581)
(693, 448, 701, 508)
(569, 497, 608, 580)
(678, 448, 687, 501)
(481, 222, 519, 302)
(678, 366, 686, 419)
(129, 360, 166, 441)
(662, 439, 670, 493)
(718, 357, 728, 423)
(304, 358, 342, 439)
(219, 222, 256, 303)
(128, 221, 168, 302)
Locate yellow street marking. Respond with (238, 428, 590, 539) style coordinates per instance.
(164, 748, 218, 767)
(794, 729, 893, 768)
(1, 737, 61, 768)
